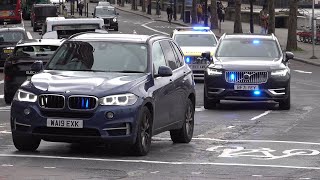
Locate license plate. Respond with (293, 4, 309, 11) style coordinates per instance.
(188, 64, 206, 69)
(234, 85, 259, 90)
(47, 119, 83, 128)
(3, 49, 13, 54)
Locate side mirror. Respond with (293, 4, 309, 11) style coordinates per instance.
(157, 66, 173, 77)
(31, 60, 44, 72)
(42, 31, 58, 39)
(201, 51, 211, 61)
(285, 51, 294, 62)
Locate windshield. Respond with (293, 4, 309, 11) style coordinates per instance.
(174, 34, 217, 47)
(95, 8, 116, 16)
(0, 31, 24, 42)
(216, 39, 281, 58)
(0, 0, 16, 10)
(47, 41, 148, 72)
(98, 2, 110, 6)
(34, 6, 57, 16)
(14, 45, 59, 58)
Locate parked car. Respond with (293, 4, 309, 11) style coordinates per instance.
(204, 33, 293, 110)
(10, 33, 196, 156)
(4, 39, 64, 104)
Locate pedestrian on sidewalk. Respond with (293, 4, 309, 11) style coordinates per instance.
(220, 4, 225, 22)
(197, 4, 203, 23)
(78, 1, 84, 16)
(259, 5, 269, 34)
(156, 0, 161, 17)
(166, 5, 173, 24)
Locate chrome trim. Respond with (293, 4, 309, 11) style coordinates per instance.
(68, 95, 98, 111)
(225, 71, 268, 84)
(15, 122, 31, 127)
(208, 88, 225, 94)
(103, 123, 130, 135)
(38, 94, 65, 110)
(268, 88, 286, 95)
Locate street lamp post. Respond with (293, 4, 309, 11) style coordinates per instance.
(310, 0, 318, 59)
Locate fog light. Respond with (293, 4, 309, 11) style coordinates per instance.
(24, 108, 30, 115)
(106, 112, 114, 119)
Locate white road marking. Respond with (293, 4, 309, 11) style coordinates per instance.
(252, 175, 263, 177)
(250, 110, 272, 121)
(294, 70, 312, 74)
(153, 137, 320, 146)
(0, 130, 11, 134)
(44, 167, 56, 169)
(150, 171, 159, 174)
(0, 80, 4, 84)
(191, 172, 202, 175)
(227, 126, 235, 129)
(141, 22, 170, 35)
(299, 178, 311, 180)
(0, 106, 11, 111)
(27, 31, 33, 39)
(1, 164, 13, 167)
(195, 106, 205, 112)
(1, 154, 320, 170)
(0, 95, 3, 99)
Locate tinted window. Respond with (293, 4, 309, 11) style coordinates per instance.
(160, 41, 177, 70)
(174, 34, 217, 47)
(0, 31, 24, 42)
(152, 41, 167, 74)
(34, 6, 57, 16)
(14, 45, 59, 58)
(95, 7, 116, 16)
(216, 39, 281, 58)
(47, 41, 148, 72)
(170, 41, 184, 67)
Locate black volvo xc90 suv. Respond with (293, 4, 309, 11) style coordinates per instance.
(204, 34, 293, 110)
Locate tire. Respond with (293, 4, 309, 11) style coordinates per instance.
(33, 25, 37, 32)
(132, 106, 152, 156)
(170, 99, 194, 143)
(114, 27, 118, 31)
(203, 86, 219, 109)
(279, 84, 291, 110)
(12, 132, 41, 151)
(31, 21, 33, 27)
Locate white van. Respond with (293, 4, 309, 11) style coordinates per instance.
(41, 17, 105, 39)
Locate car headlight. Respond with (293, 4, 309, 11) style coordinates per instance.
(99, 93, 138, 106)
(13, 89, 37, 102)
(271, 69, 288, 76)
(207, 68, 222, 76)
(113, 18, 117, 22)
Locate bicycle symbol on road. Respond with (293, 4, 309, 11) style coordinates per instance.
(206, 146, 320, 160)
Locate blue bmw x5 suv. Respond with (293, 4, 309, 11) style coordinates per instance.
(10, 33, 196, 156)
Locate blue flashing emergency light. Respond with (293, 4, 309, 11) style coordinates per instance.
(185, 57, 191, 64)
(253, 40, 260, 44)
(230, 74, 235, 80)
(193, 27, 210, 31)
(253, 90, 261, 96)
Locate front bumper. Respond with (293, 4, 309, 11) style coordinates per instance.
(10, 99, 143, 144)
(204, 72, 290, 101)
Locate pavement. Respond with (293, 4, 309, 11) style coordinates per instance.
(1, 2, 320, 179)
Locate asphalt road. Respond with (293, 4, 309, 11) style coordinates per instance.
(1, 4, 320, 179)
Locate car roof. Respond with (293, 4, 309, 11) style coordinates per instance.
(17, 39, 64, 46)
(95, 5, 114, 9)
(223, 34, 276, 40)
(33, 4, 57, 7)
(71, 33, 167, 43)
(0, 26, 26, 32)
